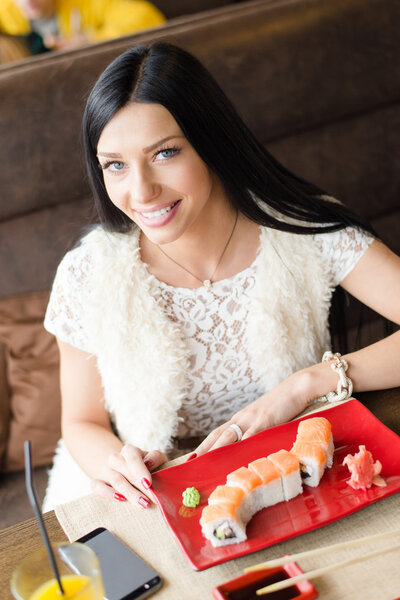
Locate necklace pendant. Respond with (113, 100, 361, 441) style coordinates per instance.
(203, 279, 212, 289)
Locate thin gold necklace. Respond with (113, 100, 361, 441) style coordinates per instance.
(157, 211, 239, 289)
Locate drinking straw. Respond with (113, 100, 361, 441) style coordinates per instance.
(24, 440, 65, 595)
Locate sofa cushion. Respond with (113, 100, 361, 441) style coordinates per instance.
(0, 291, 61, 472)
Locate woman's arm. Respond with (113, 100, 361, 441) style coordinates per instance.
(58, 339, 166, 505)
(339, 239, 400, 390)
(195, 239, 400, 455)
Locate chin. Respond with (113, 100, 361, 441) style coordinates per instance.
(145, 231, 181, 247)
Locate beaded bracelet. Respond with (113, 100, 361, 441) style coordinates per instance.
(311, 351, 354, 405)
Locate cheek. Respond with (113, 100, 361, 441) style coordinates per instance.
(178, 160, 213, 197)
(103, 178, 125, 208)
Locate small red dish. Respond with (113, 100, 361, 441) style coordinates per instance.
(212, 560, 318, 600)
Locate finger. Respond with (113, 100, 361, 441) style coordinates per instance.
(119, 445, 155, 491)
(106, 467, 151, 509)
(241, 426, 258, 440)
(91, 479, 117, 500)
(207, 425, 243, 452)
(108, 451, 131, 478)
(107, 451, 151, 500)
(142, 450, 168, 474)
(91, 479, 129, 504)
(194, 427, 224, 456)
(196, 423, 241, 456)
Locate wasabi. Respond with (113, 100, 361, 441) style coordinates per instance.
(182, 487, 200, 507)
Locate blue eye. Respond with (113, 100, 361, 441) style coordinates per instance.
(101, 160, 126, 172)
(109, 161, 125, 171)
(155, 147, 180, 160)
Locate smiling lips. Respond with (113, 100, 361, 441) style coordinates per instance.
(136, 199, 181, 227)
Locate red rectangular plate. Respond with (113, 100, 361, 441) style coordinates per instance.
(150, 399, 400, 571)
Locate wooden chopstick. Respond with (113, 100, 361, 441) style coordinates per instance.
(255, 542, 400, 595)
(244, 528, 400, 572)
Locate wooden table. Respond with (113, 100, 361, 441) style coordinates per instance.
(1, 389, 399, 600)
(0, 512, 67, 599)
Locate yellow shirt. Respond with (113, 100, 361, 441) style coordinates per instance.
(0, 0, 165, 41)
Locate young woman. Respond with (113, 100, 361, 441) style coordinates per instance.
(43, 42, 400, 511)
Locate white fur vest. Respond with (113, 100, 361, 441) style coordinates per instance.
(43, 225, 333, 510)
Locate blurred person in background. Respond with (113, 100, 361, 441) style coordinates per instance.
(0, 0, 165, 61)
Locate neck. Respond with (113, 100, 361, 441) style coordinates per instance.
(140, 212, 261, 289)
(146, 176, 237, 261)
(169, 208, 237, 269)
(140, 201, 242, 288)
(162, 209, 239, 287)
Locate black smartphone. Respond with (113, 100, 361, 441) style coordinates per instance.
(78, 527, 162, 600)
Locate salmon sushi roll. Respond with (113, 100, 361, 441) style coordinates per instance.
(268, 450, 302, 500)
(208, 485, 245, 507)
(227, 466, 263, 522)
(296, 417, 334, 467)
(226, 466, 263, 493)
(200, 502, 246, 547)
(248, 457, 285, 507)
(201, 417, 335, 546)
(291, 441, 327, 487)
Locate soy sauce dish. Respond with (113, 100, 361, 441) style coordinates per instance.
(212, 562, 318, 600)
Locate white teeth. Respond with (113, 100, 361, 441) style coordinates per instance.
(142, 201, 179, 219)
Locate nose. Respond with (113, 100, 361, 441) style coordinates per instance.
(129, 166, 161, 206)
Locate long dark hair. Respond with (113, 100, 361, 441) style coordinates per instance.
(83, 42, 380, 352)
(83, 42, 375, 237)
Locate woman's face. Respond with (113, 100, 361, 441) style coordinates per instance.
(97, 102, 223, 246)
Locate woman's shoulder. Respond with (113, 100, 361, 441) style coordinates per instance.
(53, 227, 100, 286)
(312, 225, 375, 285)
(57, 225, 140, 278)
(44, 226, 140, 351)
(312, 225, 374, 255)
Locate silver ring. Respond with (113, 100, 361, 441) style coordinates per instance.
(229, 423, 243, 442)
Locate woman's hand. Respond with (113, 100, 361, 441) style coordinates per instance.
(194, 365, 338, 457)
(91, 445, 167, 508)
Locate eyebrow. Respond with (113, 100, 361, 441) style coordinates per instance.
(142, 134, 184, 153)
(97, 134, 184, 158)
(97, 151, 122, 158)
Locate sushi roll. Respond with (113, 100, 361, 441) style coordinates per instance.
(226, 466, 263, 523)
(291, 441, 327, 487)
(200, 417, 335, 547)
(226, 466, 263, 493)
(296, 417, 334, 467)
(267, 450, 302, 500)
(248, 457, 285, 507)
(208, 485, 245, 507)
(200, 502, 247, 547)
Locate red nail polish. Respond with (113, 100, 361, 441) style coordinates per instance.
(144, 459, 153, 470)
(114, 492, 126, 502)
(141, 477, 151, 490)
(138, 496, 150, 508)
(186, 452, 197, 462)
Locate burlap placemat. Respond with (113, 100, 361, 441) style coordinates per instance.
(56, 483, 400, 599)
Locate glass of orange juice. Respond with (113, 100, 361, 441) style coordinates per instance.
(11, 542, 105, 600)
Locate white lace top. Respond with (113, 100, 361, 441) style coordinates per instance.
(44, 226, 373, 438)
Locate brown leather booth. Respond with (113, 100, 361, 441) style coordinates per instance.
(0, 0, 399, 525)
(155, 0, 234, 18)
